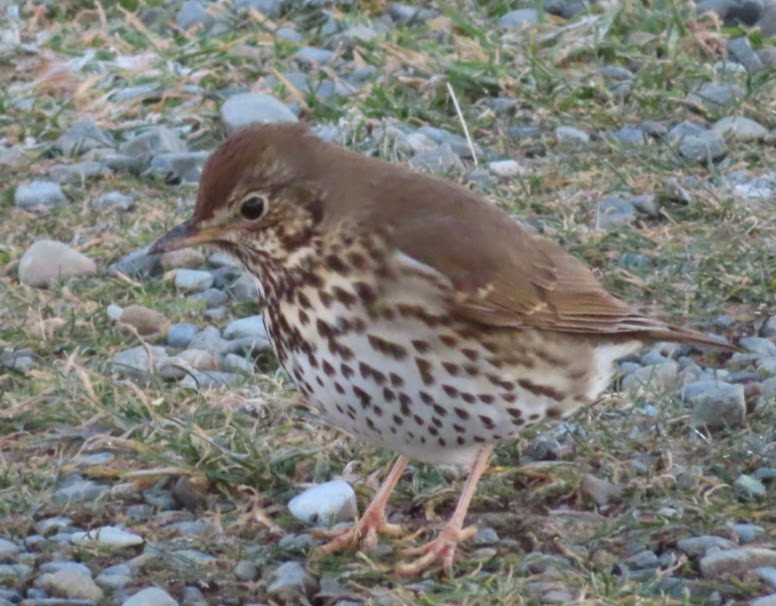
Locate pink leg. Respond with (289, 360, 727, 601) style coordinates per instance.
(315, 456, 409, 556)
(396, 444, 493, 577)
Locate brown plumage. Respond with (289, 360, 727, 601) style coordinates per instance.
(150, 122, 735, 576)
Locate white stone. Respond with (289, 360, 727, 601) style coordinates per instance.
(70, 525, 144, 548)
(18, 240, 97, 287)
(122, 587, 179, 606)
(488, 159, 523, 178)
(106, 304, 124, 321)
(223, 315, 268, 340)
(700, 548, 776, 578)
(288, 480, 358, 526)
(38, 569, 104, 601)
(173, 269, 213, 292)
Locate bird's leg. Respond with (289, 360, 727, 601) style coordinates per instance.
(314, 456, 409, 557)
(396, 444, 493, 577)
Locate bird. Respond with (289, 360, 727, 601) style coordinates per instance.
(149, 122, 735, 576)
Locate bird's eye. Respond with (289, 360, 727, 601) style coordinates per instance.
(240, 195, 267, 221)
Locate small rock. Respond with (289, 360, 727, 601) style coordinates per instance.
(488, 159, 523, 177)
(188, 326, 229, 355)
(741, 336, 776, 357)
(0, 350, 36, 373)
(38, 569, 104, 601)
(293, 46, 335, 65)
(56, 118, 115, 155)
(288, 480, 358, 525)
(622, 361, 680, 392)
(756, 567, 776, 589)
(751, 594, 776, 606)
(686, 82, 743, 111)
(761, 316, 776, 337)
(149, 151, 211, 184)
(95, 564, 132, 590)
(416, 126, 481, 159)
(180, 370, 238, 389)
(555, 126, 590, 146)
(733, 474, 767, 499)
(678, 131, 727, 163)
(728, 36, 763, 71)
(732, 523, 765, 544)
(49, 160, 109, 184)
(223, 315, 268, 340)
(498, 8, 539, 28)
(166, 323, 199, 349)
(268, 562, 319, 601)
(171, 349, 219, 371)
(228, 272, 260, 301)
(233, 559, 259, 582)
(712, 116, 768, 141)
(120, 126, 186, 159)
(109, 345, 170, 379)
(191, 288, 228, 308)
(220, 93, 298, 135)
(580, 473, 623, 506)
(389, 3, 436, 23)
(122, 586, 179, 606)
(682, 381, 746, 428)
(233, 0, 282, 17)
(94, 191, 135, 210)
(700, 548, 776, 578)
(160, 248, 206, 270)
(19, 240, 97, 288)
(71, 525, 144, 548)
(14, 180, 68, 210)
(677, 535, 737, 557)
(108, 246, 163, 278)
(275, 26, 304, 42)
(119, 305, 168, 336)
(222, 353, 255, 375)
(0, 539, 19, 557)
(176, 0, 215, 30)
(173, 475, 210, 511)
(173, 269, 214, 292)
(409, 143, 464, 175)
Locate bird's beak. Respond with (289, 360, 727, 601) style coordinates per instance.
(149, 221, 227, 255)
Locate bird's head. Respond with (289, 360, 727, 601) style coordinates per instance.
(150, 123, 325, 264)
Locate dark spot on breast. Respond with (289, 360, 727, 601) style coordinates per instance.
(419, 391, 433, 405)
(334, 382, 345, 394)
(340, 363, 354, 379)
(298, 309, 310, 325)
(438, 438, 447, 447)
(528, 412, 541, 421)
(428, 425, 439, 436)
(319, 290, 334, 308)
(415, 358, 434, 386)
(479, 415, 495, 429)
(325, 254, 348, 275)
(478, 393, 494, 404)
(432, 403, 447, 417)
(398, 392, 411, 415)
(453, 423, 465, 433)
(501, 393, 517, 404)
(383, 387, 396, 402)
(518, 378, 563, 401)
(347, 251, 368, 271)
(353, 386, 371, 408)
(413, 414, 425, 427)
(506, 407, 522, 419)
(368, 334, 408, 360)
(373, 404, 383, 417)
(457, 436, 465, 445)
(307, 352, 318, 368)
(392, 414, 403, 426)
(461, 348, 478, 361)
(297, 291, 312, 309)
(454, 407, 469, 420)
(332, 286, 357, 306)
(460, 392, 476, 404)
(353, 282, 377, 305)
(442, 362, 460, 376)
(322, 360, 335, 377)
(442, 384, 458, 398)
(411, 339, 430, 353)
(546, 406, 563, 419)
(473, 435, 486, 443)
(439, 334, 458, 348)
(389, 372, 404, 387)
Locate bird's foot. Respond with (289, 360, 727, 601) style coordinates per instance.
(313, 507, 404, 557)
(396, 524, 477, 577)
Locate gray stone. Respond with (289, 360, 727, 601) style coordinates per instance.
(222, 336, 272, 356)
(293, 46, 335, 65)
(735, 175, 776, 200)
(700, 548, 776, 578)
(758, 45, 776, 66)
(622, 361, 680, 392)
(14, 180, 67, 210)
(222, 354, 255, 375)
(174, 269, 214, 292)
(276, 26, 304, 42)
(149, 151, 210, 184)
(580, 473, 623, 506)
(112, 82, 163, 103)
(188, 326, 229, 355)
(712, 116, 768, 141)
(488, 159, 522, 177)
(227, 272, 260, 301)
(94, 191, 135, 210)
(120, 126, 186, 159)
(0, 538, 19, 557)
(166, 323, 199, 348)
(389, 3, 436, 23)
(95, 564, 132, 590)
(529, 436, 564, 461)
(49, 160, 109, 184)
(607, 127, 647, 145)
(686, 82, 743, 112)
(220, 93, 297, 135)
(756, 567, 776, 589)
(732, 523, 765, 544)
(233, 559, 259, 582)
(288, 480, 358, 525)
(56, 118, 114, 155)
(499, 9, 539, 28)
(37, 568, 103, 601)
(181, 370, 238, 389)
(0, 350, 36, 373)
(191, 288, 228, 307)
(267, 562, 319, 601)
(176, 0, 214, 31)
(595, 195, 659, 228)
(160, 248, 206, 270)
(223, 315, 268, 340)
(751, 594, 776, 606)
(555, 125, 590, 146)
(109, 345, 170, 379)
(506, 125, 541, 140)
(741, 336, 776, 357)
(668, 120, 706, 142)
(761, 316, 776, 337)
(728, 36, 763, 71)
(410, 143, 464, 175)
(678, 131, 727, 164)
(108, 247, 162, 278)
(682, 380, 746, 428)
(18, 240, 97, 288)
(70, 525, 144, 548)
(545, 0, 592, 18)
(734, 474, 767, 499)
(122, 587, 178, 606)
(233, 0, 283, 17)
(416, 125, 481, 159)
(677, 535, 737, 556)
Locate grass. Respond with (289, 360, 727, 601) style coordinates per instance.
(1, 0, 775, 603)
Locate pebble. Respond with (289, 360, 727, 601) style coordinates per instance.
(49, 160, 109, 184)
(51, 479, 108, 505)
(678, 131, 727, 163)
(756, 568, 776, 589)
(56, 118, 114, 155)
(741, 336, 776, 357)
(160, 248, 206, 270)
(191, 288, 228, 307)
(223, 315, 268, 340)
(293, 46, 336, 65)
(70, 525, 144, 548)
(227, 272, 260, 301)
(555, 125, 590, 146)
(733, 474, 767, 499)
(233, 0, 283, 17)
(37, 569, 104, 601)
(677, 535, 737, 556)
(149, 151, 211, 184)
(488, 159, 523, 177)
(681, 380, 746, 428)
(0, 349, 36, 373)
(166, 323, 199, 348)
(18, 240, 97, 288)
(122, 587, 178, 606)
(0, 538, 19, 557)
(181, 369, 238, 388)
(267, 561, 320, 601)
(95, 564, 132, 590)
(94, 191, 135, 210)
(409, 143, 464, 175)
(220, 93, 298, 135)
(188, 326, 229, 355)
(171, 348, 218, 371)
(288, 480, 358, 525)
(728, 36, 764, 71)
(109, 345, 170, 379)
(222, 353, 255, 374)
(713, 116, 768, 141)
(108, 247, 162, 278)
(389, 4, 437, 23)
(176, 0, 215, 31)
(686, 82, 743, 111)
(498, 8, 539, 28)
(14, 180, 68, 210)
(700, 548, 776, 578)
(173, 269, 214, 292)
(119, 305, 168, 335)
(751, 595, 776, 606)
(233, 559, 259, 582)
(622, 361, 680, 392)
(416, 126, 482, 159)
(120, 126, 186, 159)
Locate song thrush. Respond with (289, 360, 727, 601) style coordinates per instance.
(150, 122, 733, 576)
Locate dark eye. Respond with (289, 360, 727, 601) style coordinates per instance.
(240, 195, 266, 221)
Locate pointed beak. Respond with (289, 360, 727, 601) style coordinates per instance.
(149, 221, 227, 255)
